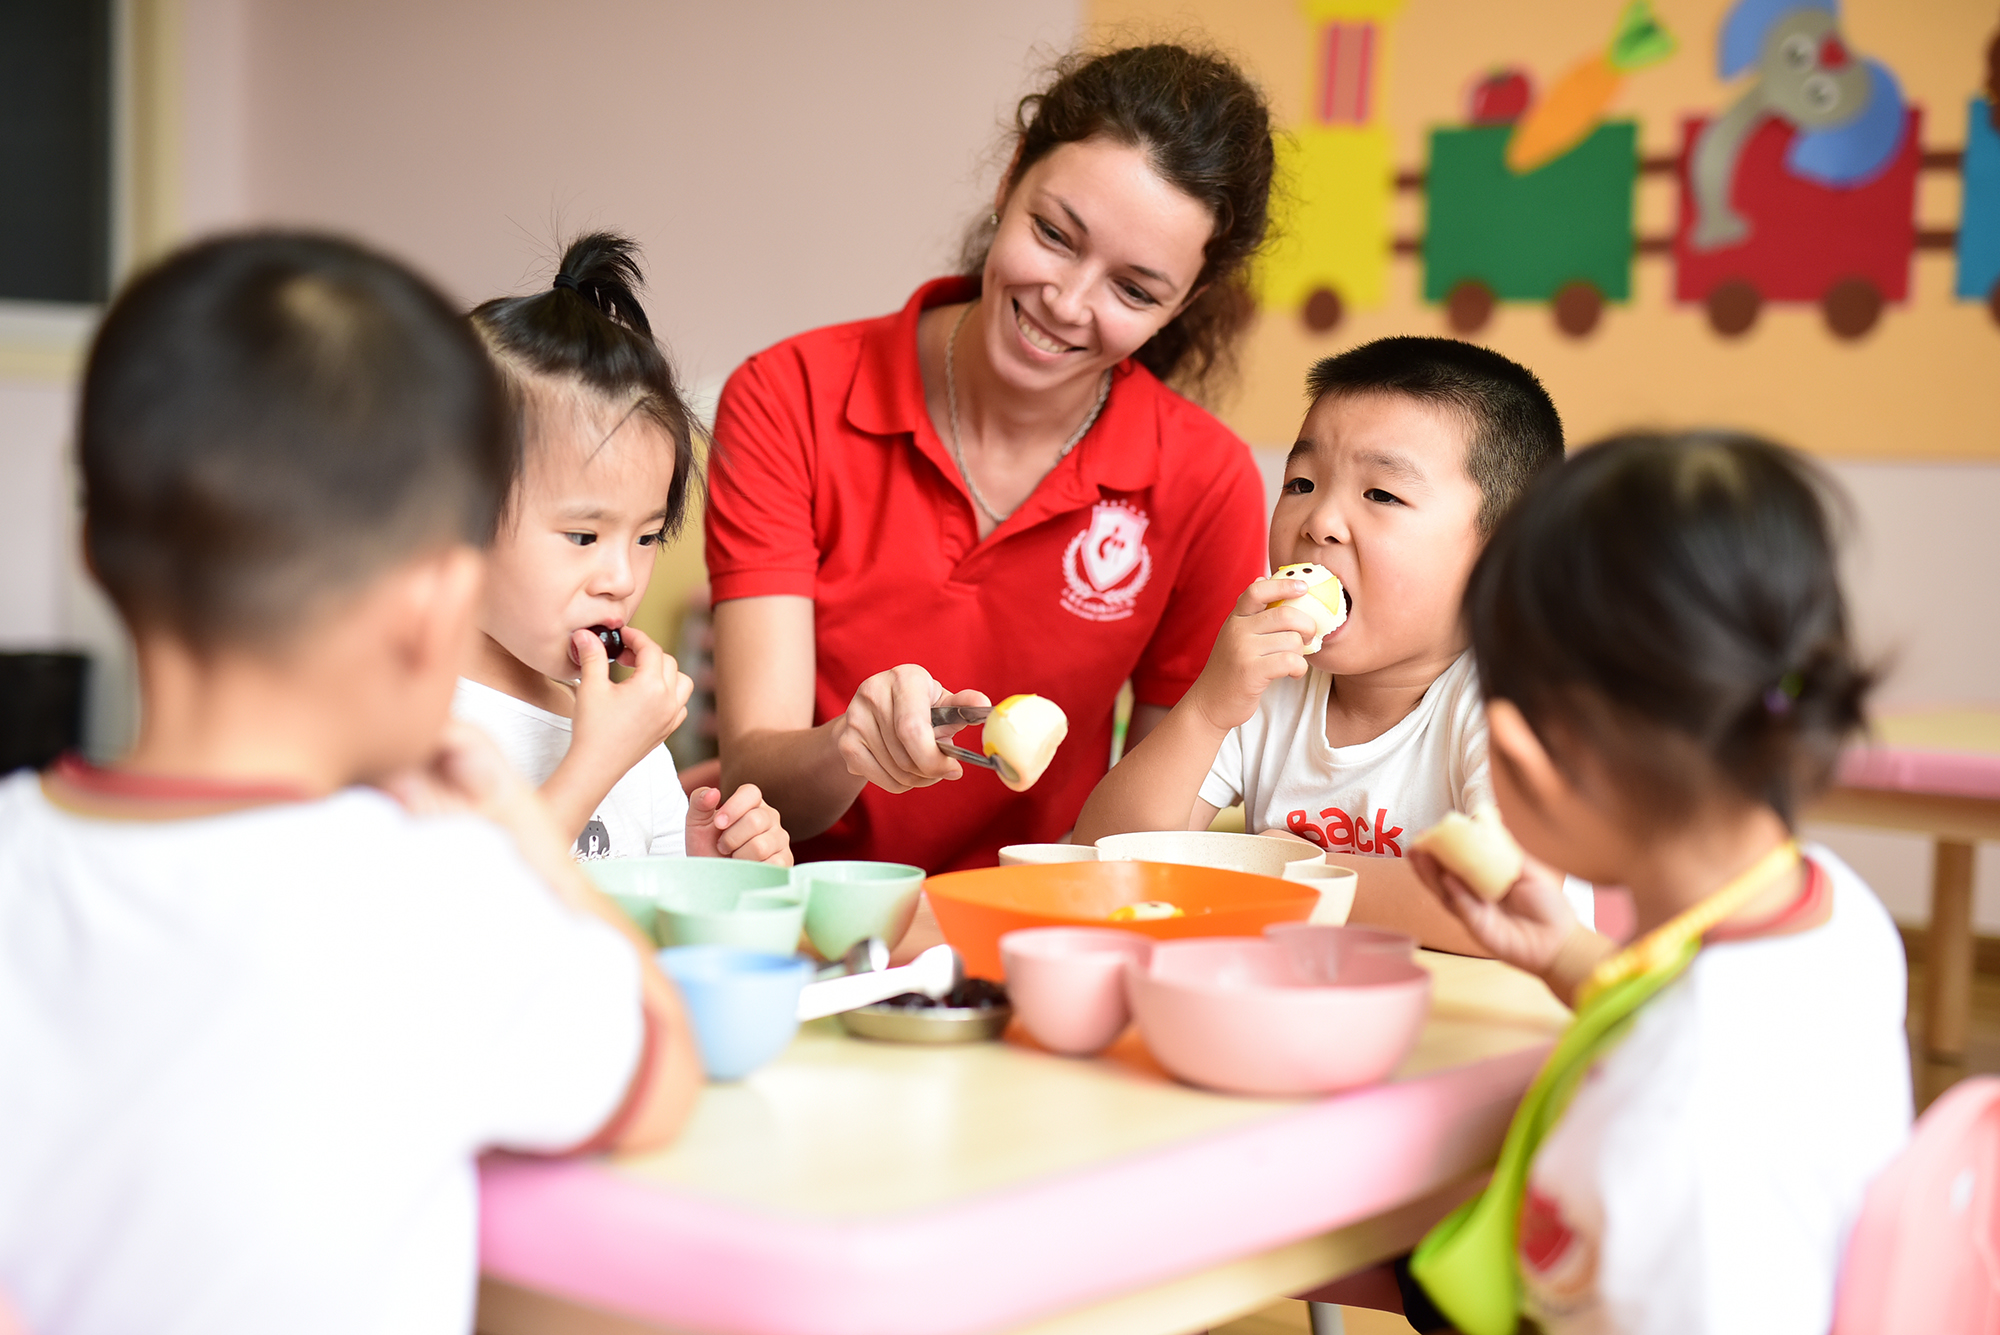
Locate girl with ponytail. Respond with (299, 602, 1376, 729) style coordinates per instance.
(1404, 432, 1906, 1334)
(457, 233, 790, 865)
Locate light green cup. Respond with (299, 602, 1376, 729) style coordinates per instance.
(794, 860, 926, 961)
(584, 858, 802, 954)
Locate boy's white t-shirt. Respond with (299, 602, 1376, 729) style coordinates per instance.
(454, 678, 688, 860)
(1199, 652, 1592, 923)
(1520, 846, 1912, 1335)
(0, 774, 645, 1335)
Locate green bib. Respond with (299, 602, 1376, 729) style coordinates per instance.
(1407, 937, 1700, 1335)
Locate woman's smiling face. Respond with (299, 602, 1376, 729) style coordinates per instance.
(977, 136, 1214, 393)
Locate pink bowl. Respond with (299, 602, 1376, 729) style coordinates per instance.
(1262, 923, 1417, 983)
(1127, 934, 1431, 1096)
(1001, 927, 1154, 1056)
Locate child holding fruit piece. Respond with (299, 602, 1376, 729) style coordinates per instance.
(1073, 337, 1583, 950)
(457, 234, 790, 866)
(1402, 432, 1909, 1335)
(0, 233, 701, 1333)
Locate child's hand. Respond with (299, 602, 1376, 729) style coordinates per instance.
(568, 625, 694, 783)
(1413, 847, 1579, 979)
(381, 718, 533, 822)
(381, 720, 572, 866)
(685, 784, 793, 865)
(1184, 577, 1320, 733)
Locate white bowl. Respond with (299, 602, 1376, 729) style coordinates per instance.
(1282, 861, 1358, 925)
(1094, 830, 1323, 879)
(998, 843, 1100, 867)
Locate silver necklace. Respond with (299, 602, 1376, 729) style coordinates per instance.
(945, 301, 1111, 526)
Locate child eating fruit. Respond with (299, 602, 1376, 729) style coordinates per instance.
(1405, 432, 1910, 1334)
(459, 233, 789, 865)
(1073, 337, 1580, 949)
(0, 233, 700, 1333)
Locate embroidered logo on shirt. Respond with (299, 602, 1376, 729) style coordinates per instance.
(574, 817, 613, 861)
(1061, 499, 1152, 622)
(1286, 806, 1405, 856)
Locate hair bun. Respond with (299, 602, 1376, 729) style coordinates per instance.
(548, 233, 652, 338)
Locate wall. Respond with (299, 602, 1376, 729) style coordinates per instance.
(0, 0, 1082, 751)
(1094, 0, 2000, 457)
(1148, 0, 1999, 930)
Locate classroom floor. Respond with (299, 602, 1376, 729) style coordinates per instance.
(1214, 949, 2000, 1335)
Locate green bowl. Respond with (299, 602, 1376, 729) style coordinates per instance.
(585, 858, 799, 952)
(794, 860, 926, 960)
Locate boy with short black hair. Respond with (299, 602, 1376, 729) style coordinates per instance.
(1075, 336, 1582, 949)
(0, 232, 699, 1335)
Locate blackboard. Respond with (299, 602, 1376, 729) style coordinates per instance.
(0, 0, 113, 304)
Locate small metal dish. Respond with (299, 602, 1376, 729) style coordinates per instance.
(839, 1000, 1013, 1044)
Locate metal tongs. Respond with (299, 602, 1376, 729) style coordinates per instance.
(929, 704, 1020, 785)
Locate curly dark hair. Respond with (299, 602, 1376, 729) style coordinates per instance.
(961, 43, 1276, 402)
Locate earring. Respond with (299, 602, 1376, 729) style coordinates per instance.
(990, 211, 1000, 226)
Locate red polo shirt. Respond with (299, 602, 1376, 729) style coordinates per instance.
(706, 278, 1267, 872)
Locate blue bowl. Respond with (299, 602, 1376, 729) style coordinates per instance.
(657, 945, 814, 1081)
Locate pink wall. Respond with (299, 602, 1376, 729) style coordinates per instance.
(210, 0, 1079, 390)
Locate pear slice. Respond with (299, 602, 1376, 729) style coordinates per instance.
(1413, 803, 1527, 902)
(1267, 563, 1349, 652)
(1109, 900, 1184, 922)
(982, 694, 1069, 793)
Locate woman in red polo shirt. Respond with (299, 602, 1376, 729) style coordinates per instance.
(706, 45, 1275, 873)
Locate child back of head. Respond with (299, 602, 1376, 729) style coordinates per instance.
(1413, 431, 1909, 1335)
(84, 231, 507, 654)
(1466, 430, 1870, 830)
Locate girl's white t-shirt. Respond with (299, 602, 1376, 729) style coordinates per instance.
(1198, 652, 1592, 923)
(1520, 846, 1912, 1335)
(454, 679, 688, 860)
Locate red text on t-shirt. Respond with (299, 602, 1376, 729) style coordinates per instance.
(1286, 806, 1404, 857)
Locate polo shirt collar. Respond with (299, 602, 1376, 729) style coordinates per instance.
(845, 278, 1166, 527)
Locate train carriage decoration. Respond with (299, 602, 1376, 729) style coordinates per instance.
(1260, 0, 2000, 341)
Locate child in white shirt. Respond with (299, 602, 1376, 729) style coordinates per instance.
(1407, 431, 1911, 1335)
(0, 233, 700, 1335)
(458, 234, 788, 865)
(1076, 338, 1577, 947)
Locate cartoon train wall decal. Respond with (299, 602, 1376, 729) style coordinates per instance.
(1259, 0, 2000, 341)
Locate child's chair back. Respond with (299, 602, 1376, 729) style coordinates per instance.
(1832, 1076, 2000, 1335)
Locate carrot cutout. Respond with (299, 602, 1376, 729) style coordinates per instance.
(1506, 0, 1675, 174)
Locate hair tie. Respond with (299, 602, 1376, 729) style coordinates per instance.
(1764, 671, 1804, 716)
(552, 273, 582, 293)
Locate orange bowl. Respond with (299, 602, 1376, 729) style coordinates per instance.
(926, 862, 1320, 980)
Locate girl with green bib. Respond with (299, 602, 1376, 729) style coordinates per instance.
(1403, 432, 1911, 1335)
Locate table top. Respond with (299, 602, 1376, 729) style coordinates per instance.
(478, 952, 1569, 1335)
(1836, 707, 2000, 800)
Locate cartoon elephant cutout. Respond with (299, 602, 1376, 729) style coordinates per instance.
(1690, 0, 1907, 251)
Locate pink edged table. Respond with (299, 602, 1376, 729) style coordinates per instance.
(1814, 709, 2000, 1062)
(476, 953, 1570, 1335)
